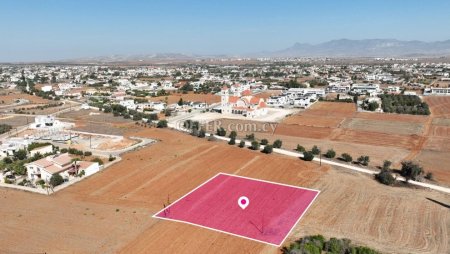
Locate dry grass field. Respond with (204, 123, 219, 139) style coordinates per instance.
(148, 92, 220, 104)
(0, 92, 50, 104)
(0, 128, 448, 254)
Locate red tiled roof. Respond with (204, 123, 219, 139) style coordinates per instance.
(228, 96, 239, 103)
(241, 90, 252, 96)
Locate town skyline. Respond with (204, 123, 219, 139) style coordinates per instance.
(1, 0, 450, 62)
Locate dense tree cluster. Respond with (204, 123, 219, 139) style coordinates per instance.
(0, 124, 12, 134)
(379, 94, 430, 115)
(282, 235, 379, 254)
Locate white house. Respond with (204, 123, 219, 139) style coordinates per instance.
(424, 87, 450, 96)
(0, 138, 31, 158)
(351, 83, 381, 96)
(29, 115, 69, 129)
(119, 100, 137, 110)
(26, 153, 99, 182)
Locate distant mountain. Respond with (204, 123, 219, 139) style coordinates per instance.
(266, 39, 450, 58)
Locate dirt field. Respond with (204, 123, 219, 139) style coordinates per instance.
(0, 92, 50, 104)
(148, 92, 220, 104)
(0, 128, 448, 254)
(340, 118, 424, 135)
(208, 99, 450, 186)
(0, 115, 35, 127)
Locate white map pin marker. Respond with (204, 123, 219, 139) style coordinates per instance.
(238, 196, 249, 210)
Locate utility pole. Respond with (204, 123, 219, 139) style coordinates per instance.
(319, 147, 322, 166)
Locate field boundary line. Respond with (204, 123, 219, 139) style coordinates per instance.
(152, 173, 320, 246)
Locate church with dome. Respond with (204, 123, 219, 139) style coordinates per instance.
(220, 85, 268, 118)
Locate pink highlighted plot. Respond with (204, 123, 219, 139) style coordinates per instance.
(153, 173, 319, 246)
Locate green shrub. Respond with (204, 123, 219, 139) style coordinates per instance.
(216, 127, 226, 136)
(303, 151, 315, 161)
(91, 157, 104, 165)
(157, 120, 168, 128)
(229, 131, 237, 139)
(108, 154, 116, 162)
(238, 140, 245, 148)
(296, 145, 305, 152)
(49, 173, 64, 187)
(84, 151, 92, 156)
(375, 169, 395, 185)
(261, 145, 273, 154)
(250, 141, 260, 150)
(245, 133, 255, 141)
(273, 139, 282, 148)
(357, 155, 370, 166)
(341, 153, 353, 162)
(311, 145, 320, 155)
(228, 137, 236, 145)
(400, 161, 423, 181)
(260, 139, 269, 145)
(324, 149, 336, 158)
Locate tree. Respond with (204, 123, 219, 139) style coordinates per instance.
(250, 141, 260, 150)
(273, 139, 282, 148)
(357, 155, 370, 166)
(198, 129, 206, 138)
(178, 98, 184, 106)
(262, 145, 273, 154)
(341, 153, 353, 162)
(296, 145, 305, 152)
(260, 139, 269, 145)
(216, 127, 226, 136)
(302, 151, 315, 161)
(400, 161, 424, 181)
(238, 140, 246, 148)
(228, 137, 236, 145)
(311, 145, 320, 155)
(229, 131, 237, 139)
(13, 163, 27, 175)
(49, 173, 64, 187)
(382, 160, 392, 171)
(108, 154, 116, 161)
(2, 157, 13, 164)
(245, 133, 255, 141)
(13, 149, 27, 161)
(425, 172, 433, 180)
(91, 157, 104, 165)
(157, 120, 168, 128)
(324, 149, 336, 158)
(376, 169, 395, 185)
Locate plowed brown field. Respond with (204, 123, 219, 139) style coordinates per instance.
(2, 128, 448, 254)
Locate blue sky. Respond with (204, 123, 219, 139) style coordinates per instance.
(1, 0, 450, 62)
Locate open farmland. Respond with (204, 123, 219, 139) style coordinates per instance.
(0, 92, 50, 104)
(0, 128, 448, 254)
(148, 92, 220, 104)
(206, 99, 450, 186)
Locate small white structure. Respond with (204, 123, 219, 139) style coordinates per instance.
(29, 115, 69, 129)
(41, 85, 53, 92)
(351, 83, 381, 96)
(424, 87, 450, 96)
(29, 144, 53, 157)
(0, 138, 31, 158)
